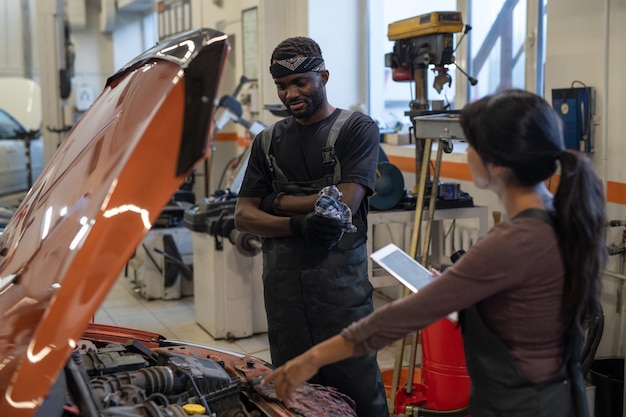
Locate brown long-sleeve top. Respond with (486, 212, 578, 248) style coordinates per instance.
(342, 216, 566, 382)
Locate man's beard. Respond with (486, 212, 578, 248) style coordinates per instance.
(285, 86, 325, 120)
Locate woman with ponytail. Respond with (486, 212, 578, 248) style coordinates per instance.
(262, 89, 607, 417)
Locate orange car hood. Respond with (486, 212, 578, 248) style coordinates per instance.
(0, 28, 229, 415)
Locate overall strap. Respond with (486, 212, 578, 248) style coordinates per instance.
(261, 122, 278, 177)
(262, 110, 354, 185)
(322, 109, 353, 183)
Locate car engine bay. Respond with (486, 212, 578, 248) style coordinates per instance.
(38, 324, 357, 417)
(57, 338, 265, 417)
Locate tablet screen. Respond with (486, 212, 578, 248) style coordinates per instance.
(370, 243, 434, 293)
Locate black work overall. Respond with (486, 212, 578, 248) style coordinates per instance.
(261, 112, 389, 417)
(460, 210, 589, 417)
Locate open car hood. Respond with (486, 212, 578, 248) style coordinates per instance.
(0, 28, 229, 415)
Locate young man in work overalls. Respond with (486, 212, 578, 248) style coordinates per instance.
(235, 36, 389, 417)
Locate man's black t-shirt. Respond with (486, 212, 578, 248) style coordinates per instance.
(238, 109, 380, 226)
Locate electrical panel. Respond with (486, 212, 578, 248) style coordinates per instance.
(551, 87, 594, 152)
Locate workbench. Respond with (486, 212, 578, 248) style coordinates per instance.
(367, 206, 489, 288)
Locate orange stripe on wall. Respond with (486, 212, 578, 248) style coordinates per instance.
(238, 136, 253, 147)
(386, 155, 415, 173)
(214, 132, 253, 148)
(439, 161, 473, 181)
(608, 181, 626, 205)
(387, 155, 625, 206)
(386, 155, 472, 181)
(214, 132, 238, 142)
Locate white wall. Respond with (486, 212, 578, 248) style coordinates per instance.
(0, 0, 28, 77)
(308, 0, 366, 112)
(113, 12, 154, 72)
(69, 2, 115, 111)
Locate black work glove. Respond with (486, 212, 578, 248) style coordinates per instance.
(289, 212, 342, 243)
(259, 193, 277, 214)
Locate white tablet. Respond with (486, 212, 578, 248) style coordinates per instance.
(370, 243, 434, 293)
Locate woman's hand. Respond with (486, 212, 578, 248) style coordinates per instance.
(261, 353, 319, 403)
(261, 334, 356, 404)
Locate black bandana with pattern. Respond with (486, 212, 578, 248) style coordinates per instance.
(270, 56, 326, 78)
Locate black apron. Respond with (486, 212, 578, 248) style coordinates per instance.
(460, 209, 589, 417)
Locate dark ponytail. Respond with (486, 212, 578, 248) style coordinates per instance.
(554, 150, 607, 324)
